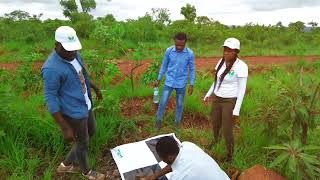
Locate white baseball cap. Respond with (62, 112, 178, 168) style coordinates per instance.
(55, 26, 82, 51)
(222, 37, 240, 50)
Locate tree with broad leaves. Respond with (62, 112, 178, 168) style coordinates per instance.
(60, 0, 102, 19)
(60, 0, 78, 19)
(151, 8, 171, 25)
(79, 0, 96, 13)
(180, 3, 197, 22)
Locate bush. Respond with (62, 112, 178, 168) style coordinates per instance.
(71, 13, 95, 38)
(14, 62, 42, 93)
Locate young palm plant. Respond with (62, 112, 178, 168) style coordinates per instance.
(265, 141, 320, 180)
(276, 72, 319, 144)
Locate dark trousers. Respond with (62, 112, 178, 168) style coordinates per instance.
(63, 110, 96, 173)
(211, 95, 236, 157)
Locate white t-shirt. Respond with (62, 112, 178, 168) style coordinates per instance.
(214, 58, 248, 97)
(69, 59, 92, 110)
(170, 142, 230, 180)
(204, 58, 248, 116)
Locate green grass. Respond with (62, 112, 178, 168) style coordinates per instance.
(1, 38, 320, 63)
(1, 60, 320, 179)
(0, 40, 52, 63)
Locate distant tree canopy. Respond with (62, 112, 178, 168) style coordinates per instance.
(80, 0, 96, 13)
(60, 0, 97, 19)
(60, 0, 78, 19)
(276, 21, 283, 27)
(180, 3, 197, 22)
(97, 14, 116, 23)
(1, 5, 319, 57)
(4, 10, 30, 20)
(308, 21, 318, 27)
(150, 8, 171, 25)
(196, 16, 211, 25)
(4, 10, 43, 21)
(288, 21, 305, 32)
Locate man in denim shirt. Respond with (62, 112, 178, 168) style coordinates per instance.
(154, 32, 196, 130)
(42, 26, 105, 180)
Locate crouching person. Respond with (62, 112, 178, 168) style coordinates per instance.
(142, 136, 230, 180)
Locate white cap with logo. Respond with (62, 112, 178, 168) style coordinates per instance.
(222, 37, 240, 50)
(55, 26, 82, 51)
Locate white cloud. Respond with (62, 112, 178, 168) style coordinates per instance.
(0, 0, 319, 25)
(244, 0, 320, 11)
(0, 0, 65, 19)
(213, 6, 320, 25)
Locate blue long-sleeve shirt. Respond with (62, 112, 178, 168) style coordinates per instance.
(157, 46, 196, 88)
(41, 51, 92, 119)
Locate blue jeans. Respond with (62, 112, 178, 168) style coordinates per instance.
(156, 85, 186, 123)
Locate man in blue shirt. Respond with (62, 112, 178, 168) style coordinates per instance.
(42, 26, 105, 180)
(154, 32, 196, 130)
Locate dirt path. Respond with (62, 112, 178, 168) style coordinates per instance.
(0, 56, 318, 76)
(104, 55, 320, 77)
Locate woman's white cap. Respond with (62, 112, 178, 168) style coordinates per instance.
(222, 37, 240, 50)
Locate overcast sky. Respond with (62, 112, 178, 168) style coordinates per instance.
(0, 0, 319, 26)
